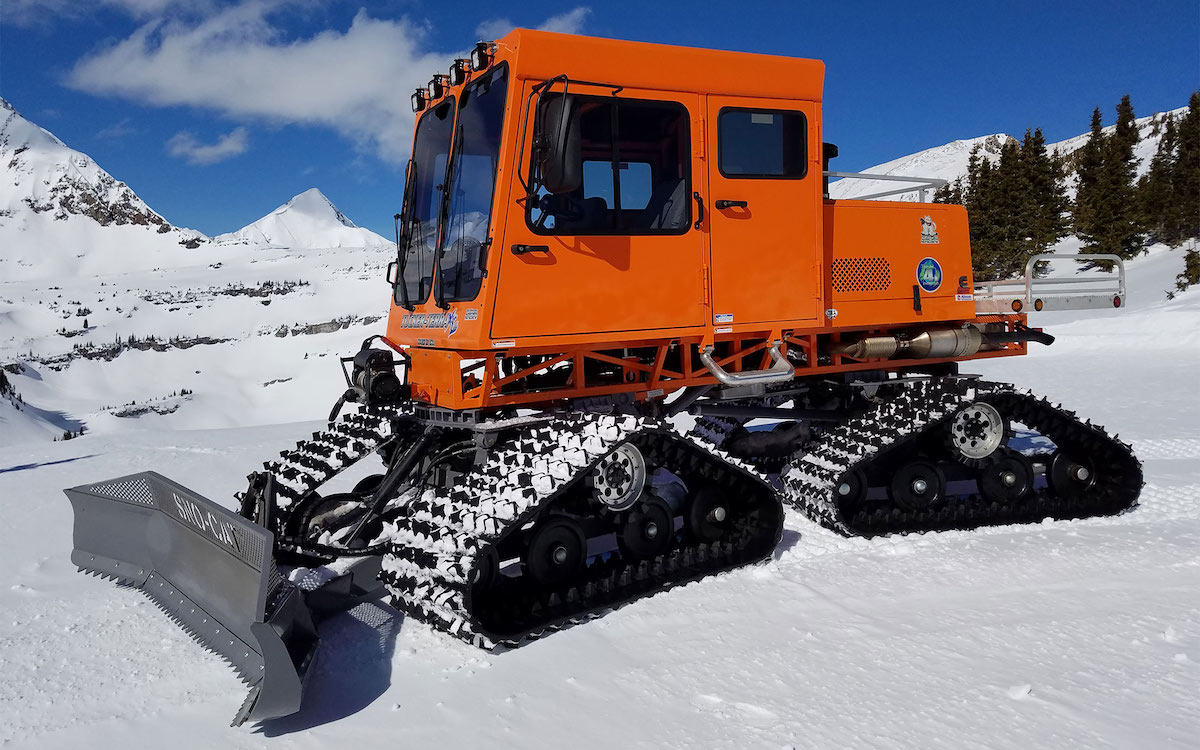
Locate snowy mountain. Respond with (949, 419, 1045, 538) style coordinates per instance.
(217, 188, 390, 249)
(829, 106, 1187, 202)
(0, 97, 208, 281)
(0, 101, 398, 446)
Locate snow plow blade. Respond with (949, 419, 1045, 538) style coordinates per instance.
(64, 471, 315, 726)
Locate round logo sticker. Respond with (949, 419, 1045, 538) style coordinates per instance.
(916, 257, 943, 293)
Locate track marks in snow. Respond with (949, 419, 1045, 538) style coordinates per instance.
(1133, 438, 1200, 460)
(691, 694, 780, 727)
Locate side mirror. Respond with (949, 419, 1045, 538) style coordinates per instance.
(536, 94, 581, 195)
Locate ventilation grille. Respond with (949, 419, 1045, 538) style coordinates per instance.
(89, 478, 154, 507)
(832, 257, 892, 293)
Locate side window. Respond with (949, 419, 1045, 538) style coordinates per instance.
(718, 108, 807, 178)
(582, 160, 653, 210)
(529, 97, 690, 235)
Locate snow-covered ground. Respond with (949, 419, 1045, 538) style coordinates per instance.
(1, 240, 1198, 749)
(3, 90, 1198, 749)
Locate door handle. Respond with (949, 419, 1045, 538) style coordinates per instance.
(715, 199, 748, 210)
(692, 192, 704, 230)
(511, 244, 550, 256)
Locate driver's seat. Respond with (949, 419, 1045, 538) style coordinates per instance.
(556, 196, 609, 233)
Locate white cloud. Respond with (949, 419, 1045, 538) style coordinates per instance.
(95, 118, 139, 140)
(65, 2, 592, 165)
(67, 2, 465, 164)
(4, 0, 212, 26)
(166, 126, 248, 164)
(537, 8, 591, 34)
(476, 7, 590, 42)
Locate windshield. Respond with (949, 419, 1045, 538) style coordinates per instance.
(397, 96, 455, 306)
(438, 64, 509, 303)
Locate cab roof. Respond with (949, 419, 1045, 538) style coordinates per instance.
(494, 29, 824, 102)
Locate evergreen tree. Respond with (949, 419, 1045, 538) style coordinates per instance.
(1171, 91, 1200, 245)
(1175, 244, 1200, 294)
(1020, 128, 1070, 250)
(1139, 114, 1178, 243)
(1105, 95, 1145, 258)
(990, 138, 1039, 277)
(1073, 108, 1108, 255)
(1074, 99, 1144, 266)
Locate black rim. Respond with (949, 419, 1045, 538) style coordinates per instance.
(835, 468, 868, 512)
(619, 499, 674, 559)
(979, 452, 1034, 503)
(472, 545, 500, 591)
(1048, 450, 1097, 499)
(687, 486, 732, 542)
(889, 461, 945, 511)
(523, 517, 586, 585)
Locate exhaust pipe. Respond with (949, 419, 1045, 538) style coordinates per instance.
(836, 327, 984, 360)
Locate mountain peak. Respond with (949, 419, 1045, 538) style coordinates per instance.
(279, 188, 357, 229)
(219, 189, 387, 249)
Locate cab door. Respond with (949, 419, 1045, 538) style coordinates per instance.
(705, 97, 821, 326)
(490, 87, 706, 340)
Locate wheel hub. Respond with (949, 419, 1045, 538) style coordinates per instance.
(590, 443, 647, 512)
(950, 402, 1006, 461)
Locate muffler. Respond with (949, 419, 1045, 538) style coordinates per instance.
(836, 326, 984, 360)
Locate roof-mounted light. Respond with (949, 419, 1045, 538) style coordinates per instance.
(469, 41, 491, 71)
(411, 88, 427, 113)
(449, 59, 468, 86)
(428, 75, 448, 100)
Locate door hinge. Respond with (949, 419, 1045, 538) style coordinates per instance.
(701, 265, 711, 306)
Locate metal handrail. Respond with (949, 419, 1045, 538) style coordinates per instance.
(974, 254, 1127, 299)
(973, 253, 1127, 313)
(824, 171, 949, 202)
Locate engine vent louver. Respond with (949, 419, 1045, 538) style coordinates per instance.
(832, 257, 892, 293)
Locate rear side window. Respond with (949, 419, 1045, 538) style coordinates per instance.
(718, 108, 807, 178)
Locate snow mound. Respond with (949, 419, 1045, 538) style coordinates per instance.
(218, 188, 390, 249)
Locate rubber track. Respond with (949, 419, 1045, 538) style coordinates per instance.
(379, 413, 783, 649)
(246, 405, 414, 547)
(782, 378, 1143, 536)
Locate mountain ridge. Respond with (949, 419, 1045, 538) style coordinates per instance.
(828, 106, 1187, 202)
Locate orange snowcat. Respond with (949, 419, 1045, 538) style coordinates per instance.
(65, 29, 1141, 725)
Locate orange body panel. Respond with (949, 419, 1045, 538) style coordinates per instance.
(824, 201, 976, 328)
(382, 30, 1025, 411)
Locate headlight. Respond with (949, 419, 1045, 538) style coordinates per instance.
(411, 88, 427, 113)
(469, 42, 490, 71)
(449, 59, 468, 86)
(428, 75, 446, 100)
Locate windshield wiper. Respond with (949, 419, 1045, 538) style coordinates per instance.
(432, 123, 463, 310)
(395, 158, 417, 311)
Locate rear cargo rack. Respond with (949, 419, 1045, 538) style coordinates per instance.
(974, 253, 1127, 314)
(823, 171, 949, 201)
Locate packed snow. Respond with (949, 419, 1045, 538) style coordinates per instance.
(1, 96, 1198, 749)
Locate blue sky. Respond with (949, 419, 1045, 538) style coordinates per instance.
(2, 0, 1196, 237)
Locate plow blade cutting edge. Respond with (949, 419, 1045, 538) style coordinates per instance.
(64, 471, 318, 726)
